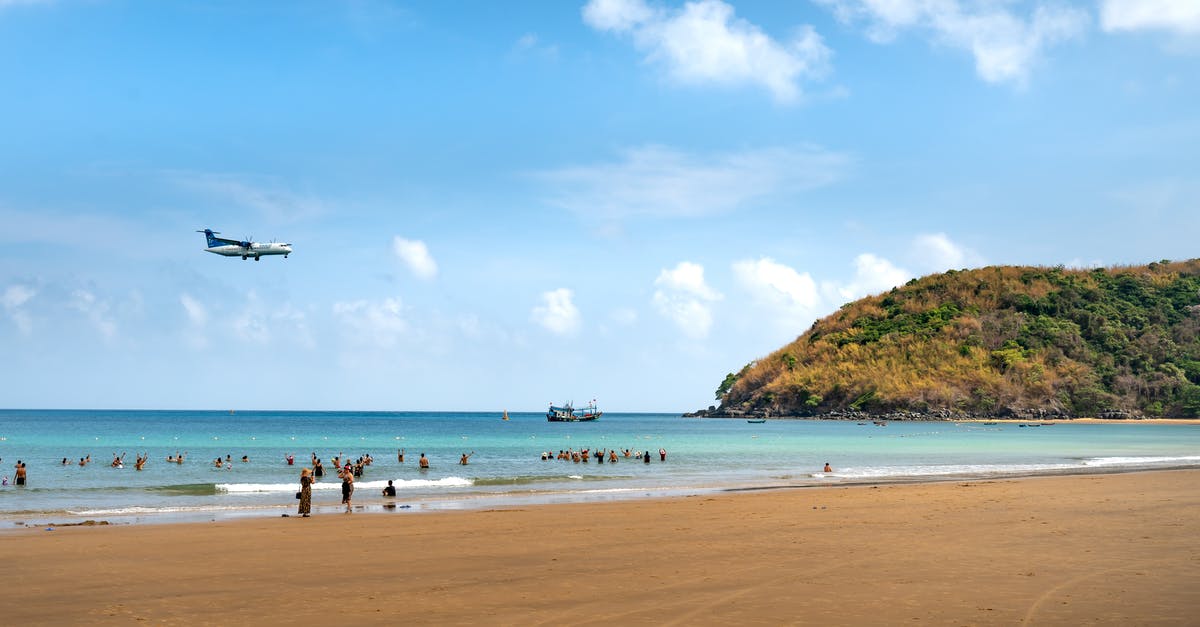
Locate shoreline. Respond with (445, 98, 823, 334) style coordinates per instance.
(4, 462, 1199, 531)
(2, 469, 1196, 624)
(688, 415, 1200, 424)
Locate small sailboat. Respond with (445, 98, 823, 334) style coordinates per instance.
(502, 409, 509, 421)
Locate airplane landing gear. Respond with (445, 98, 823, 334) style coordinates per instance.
(242, 255, 248, 260)
(254, 255, 260, 261)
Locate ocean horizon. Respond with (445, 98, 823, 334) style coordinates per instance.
(1, 409, 1198, 527)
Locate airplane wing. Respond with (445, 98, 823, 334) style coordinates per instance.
(210, 233, 244, 246)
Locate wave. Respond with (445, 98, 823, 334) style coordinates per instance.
(1082, 455, 1200, 467)
(67, 504, 278, 516)
(473, 474, 624, 487)
(216, 476, 473, 494)
(146, 483, 221, 496)
(821, 455, 1200, 480)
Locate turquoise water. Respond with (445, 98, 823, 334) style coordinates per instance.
(0, 410, 1197, 525)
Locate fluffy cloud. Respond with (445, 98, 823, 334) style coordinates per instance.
(733, 257, 821, 328)
(831, 253, 912, 302)
(532, 288, 582, 336)
(1101, 0, 1200, 35)
(816, 0, 1088, 86)
(653, 261, 722, 339)
(333, 297, 408, 348)
(537, 144, 848, 220)
(583, 0, 831, 102)
(70, 289, 116, 340)
(392, 236, 438, 280)
(583, 0, 655, 31)
(3, 284, 35, 335)
(912, 232, 983, 272)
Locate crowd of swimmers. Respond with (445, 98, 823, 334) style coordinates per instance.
(2, 446, 695, 490)
(540, 447, 667, 464)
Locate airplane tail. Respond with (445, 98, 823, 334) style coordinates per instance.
(197, 229, 220, 248)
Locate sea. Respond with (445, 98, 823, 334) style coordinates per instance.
(0, 409, 1198, 526)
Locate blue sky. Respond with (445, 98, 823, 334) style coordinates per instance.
(1, 0, 1197, 411)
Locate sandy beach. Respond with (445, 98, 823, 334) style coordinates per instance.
(2, 470, 1198, 625)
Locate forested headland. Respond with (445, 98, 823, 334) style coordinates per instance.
(698, 260, 1200, 420)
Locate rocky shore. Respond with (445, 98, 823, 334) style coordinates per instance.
(682, 405, 1143, 421)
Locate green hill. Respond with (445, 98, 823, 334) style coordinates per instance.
(702, 260, 1200, 419)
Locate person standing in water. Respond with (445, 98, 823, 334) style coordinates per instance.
(341, 471, 354, 513)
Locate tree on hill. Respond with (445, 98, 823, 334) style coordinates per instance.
(713, 260, 1200, 419)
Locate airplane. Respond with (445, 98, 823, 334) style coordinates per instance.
(197, 229, 292, 261)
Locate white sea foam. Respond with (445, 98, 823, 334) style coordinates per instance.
(69, 504, 256, 516)
(216, 476, 473, 494)
(830, 455, 1200, 480)
(1082, 455, 1200, 467)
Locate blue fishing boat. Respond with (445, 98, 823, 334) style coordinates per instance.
(547, 401, 602, 422)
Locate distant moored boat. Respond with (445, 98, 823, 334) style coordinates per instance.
(547, 401, 601, 422)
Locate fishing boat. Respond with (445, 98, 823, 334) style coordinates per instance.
(746, 419, 766, 424)
(547, 401, 602, 422)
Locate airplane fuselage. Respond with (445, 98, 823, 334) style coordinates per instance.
(204, 242, 292, 260)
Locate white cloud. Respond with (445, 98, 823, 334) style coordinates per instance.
(0, 0, 54, 9)
(816, 0, 1088, 86)
(536, 144, 849, 220)
(583, 0, 831, 102)
(1110, 178, 1200, 216)
(830, 253, 912, 302)
(583, 0, 655, 31)
(169, 170, 326, 224)
(512, 32, 560, 59)
(1101, 0, 1200, 35)
(69, 289, 117, 340)
(392, 236, 438, 280)
(653, 261, 722, 339)
(733, 257, 821, 328)
(532, 288, 582, 336)
(333, 297, 408, 348)
(180, 293, 209, 349)
(912, 232, 983, 272)
(3, 284, 35, 335)
(610, 307, 639, 325)
(180, 293, 208, 327)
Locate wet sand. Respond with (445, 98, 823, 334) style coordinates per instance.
(2, 470, 1198, 625)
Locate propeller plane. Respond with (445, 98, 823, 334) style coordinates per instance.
(197, 229, 292, 261)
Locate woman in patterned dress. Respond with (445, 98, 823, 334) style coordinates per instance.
(298, 467, 313, 517)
